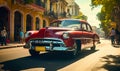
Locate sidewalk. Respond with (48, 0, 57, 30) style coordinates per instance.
(0, 43, 25, 49)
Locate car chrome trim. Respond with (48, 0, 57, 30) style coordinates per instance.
(27, 38, 72, 51)
(73, 37, 93, 40)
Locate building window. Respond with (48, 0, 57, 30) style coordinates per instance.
(36, 17, 40, 30)
(43, 20, 46, 28)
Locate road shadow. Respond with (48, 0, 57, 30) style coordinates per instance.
(0, 50, 98, 71)
(101, 55, 120, 71)
(113, 44, 120, 48)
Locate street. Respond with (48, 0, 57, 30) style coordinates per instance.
(0, 38, 120, 71)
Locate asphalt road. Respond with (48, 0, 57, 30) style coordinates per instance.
(0, 39, 120, 71)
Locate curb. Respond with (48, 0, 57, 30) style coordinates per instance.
(0, 44, 25, 49)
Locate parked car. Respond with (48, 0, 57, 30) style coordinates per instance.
(24, 19, 100, 57)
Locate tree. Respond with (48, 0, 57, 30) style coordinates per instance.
(96, 11, 112, 36)
(91, 0, 120, 36)
(73, 11, 88, 21)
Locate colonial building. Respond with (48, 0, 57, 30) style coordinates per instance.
(44, 0, 68, 21)
(65, 0, 80, 18)
(0, 0, 79, 42)
(0, 0, 47, 42)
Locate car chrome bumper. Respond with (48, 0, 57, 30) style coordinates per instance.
(32, 46, 69, 51)
(24, 38, 73, 51)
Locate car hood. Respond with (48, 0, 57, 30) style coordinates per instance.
(43, 27, 73, 37)
(46, 27, 74, 31)
(44, 27, 83, 38)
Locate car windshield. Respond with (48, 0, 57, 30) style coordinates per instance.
(60, 20, 81, 29)
(50, 20, 81, 29)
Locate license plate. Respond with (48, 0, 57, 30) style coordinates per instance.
(35, 46, 46, 51)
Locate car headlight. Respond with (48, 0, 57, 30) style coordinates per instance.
(25, 32, 32, 38)
(63, 32, 70, 39)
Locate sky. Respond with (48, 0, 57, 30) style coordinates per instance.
(75, 0, 102, 28)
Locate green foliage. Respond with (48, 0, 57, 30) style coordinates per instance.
(73, 11, 88, 21)
(74, 15, 88, 21)
(91, 0, 120, 36)
(96, 9, 112, 36)
(97, 12, 105, 21)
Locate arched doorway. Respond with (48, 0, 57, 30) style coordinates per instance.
(43, 20, 46, 28)
(36, 17, 40, 30)
(0, 7, 10, 39)
(26, 14, 32, 31)
(14, 11, 22, 42)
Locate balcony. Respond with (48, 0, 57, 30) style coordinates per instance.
(44, 11, 58, 19)
(26, 3, 45, 12)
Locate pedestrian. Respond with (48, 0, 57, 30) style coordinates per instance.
(19, 29, 24, 44)
(1, 27, 7, 46)
(109, 28, 116, 45)
(115, 29, 120, 45)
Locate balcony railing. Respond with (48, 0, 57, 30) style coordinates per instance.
(12, 0, 33, 4)
(44, 11, 58, 19)
(12, 0, 45, 8)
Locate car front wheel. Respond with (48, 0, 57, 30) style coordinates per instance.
(91, 45, 96, 50)
(29, 50, 40, 56)
(70, 40, 81, 57)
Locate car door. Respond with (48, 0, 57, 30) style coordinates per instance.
(81, 22, 94, 49)
(86, 24, 94, 48)
(81, 22, 88, 49)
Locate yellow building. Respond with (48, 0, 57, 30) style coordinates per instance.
(0, 0, 49, 42)
(44, 0, 68, 21)
(0, 0, 72, 42)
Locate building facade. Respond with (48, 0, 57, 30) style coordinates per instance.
(0, 0, 79, 42)
(0, 0, 46, 42)
(65, 0, 80, 18)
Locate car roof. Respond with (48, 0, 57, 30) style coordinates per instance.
(51, 18, 87, 23)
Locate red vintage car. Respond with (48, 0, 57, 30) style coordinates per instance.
(24, 19, 100, 57)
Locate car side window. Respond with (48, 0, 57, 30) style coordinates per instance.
(87, 24, 92, 32)
(81, 23, 87, 31)
(50, 21, 61, 27)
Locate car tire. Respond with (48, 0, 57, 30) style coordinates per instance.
(70, 40, 81, 57)
(91, 45, 96, 51)
(29, 50, 40, 56)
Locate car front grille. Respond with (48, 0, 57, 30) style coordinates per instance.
(30, 38, 65, 47)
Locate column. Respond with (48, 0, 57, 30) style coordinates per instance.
(10, 11, 14, 41)
(32, 15, 36, 30)
(40, 16, 43, 28)
(39, 16, 42, 29)
(23, 13, 26, 33)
